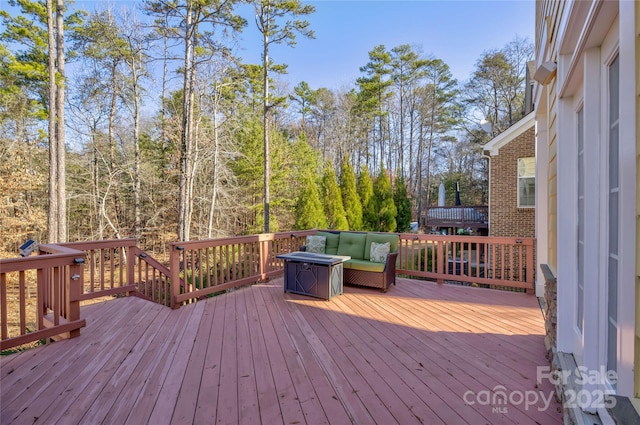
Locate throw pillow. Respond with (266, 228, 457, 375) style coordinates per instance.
(305, 235, 326, 253)
(370, 241, 390, 263)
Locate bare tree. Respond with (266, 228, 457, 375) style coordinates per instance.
(465, 36, 533, 137)
(145, 0, 245, 241)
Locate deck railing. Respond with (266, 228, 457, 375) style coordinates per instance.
(168, 231, 315, 307)
(396, 233, 534, 292)
(59, 239, 173, 306)
(1, 231, 534, 349)
(0, 244, 87, 351)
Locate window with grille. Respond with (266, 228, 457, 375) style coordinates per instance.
(517, 157, 535, 208)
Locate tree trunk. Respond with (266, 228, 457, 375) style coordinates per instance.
(92, 135, 104, 239)
(263, 29, 270, 234)
(109, 62, 121, 235)
(55, 0, 66, 242)
(179, 3, 194, 241)
(416, 121, 424, 229)
(46, 0, 58, 243)
(207, 88, 220, 239)
(133, 65, 141, 241)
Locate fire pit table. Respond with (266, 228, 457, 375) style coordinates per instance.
(276, 252, 350, 300)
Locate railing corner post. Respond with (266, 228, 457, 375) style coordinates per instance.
(67, 259, 84, 339)
(170, 245, 181, 309)
(127, 245, 136, 296)
(260, 239, 269, 282)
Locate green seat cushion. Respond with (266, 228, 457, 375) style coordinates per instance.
(364, 233, 399, 260)
(316, 231, 340, 255)
(344, 259, 385, 273)
(337, 232, 367, 260)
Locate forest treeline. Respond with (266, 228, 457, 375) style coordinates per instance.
(0, 0, 532, 256)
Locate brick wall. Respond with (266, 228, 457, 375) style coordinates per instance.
(489, 125, 536, 238)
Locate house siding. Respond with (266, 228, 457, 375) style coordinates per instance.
(635, 0, 640, 398)
(536, 0, 563, 275)
(489, 126, 536, 238)
(537, 0, 640, 412)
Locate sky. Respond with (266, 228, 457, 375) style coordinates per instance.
(236, 0, 536, 90)
(68, 0, 535, 91)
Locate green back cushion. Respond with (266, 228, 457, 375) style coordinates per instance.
(316, 231, 340, 255)
(364, 233, 399, 260)
(336, 232, 367, 259)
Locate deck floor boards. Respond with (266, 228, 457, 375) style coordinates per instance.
(1, 277, 562, 425)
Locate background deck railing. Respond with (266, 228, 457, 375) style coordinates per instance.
(423, 205, 489, 229)
(1, 231, 534, 349)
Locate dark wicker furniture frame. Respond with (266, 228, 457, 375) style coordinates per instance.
(344, 251, 398, 292)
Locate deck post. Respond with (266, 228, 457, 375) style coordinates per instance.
(170, 245, 181, 309)
(526, 240, 535, 294)
(67, 258, 84, 339)
(127, 245, 136, 296)
(259, 238, 269, 281)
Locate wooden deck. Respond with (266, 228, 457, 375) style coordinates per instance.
(1, 278, 561, 425)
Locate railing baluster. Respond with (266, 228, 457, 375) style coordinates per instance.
(1, 273, 7, 340)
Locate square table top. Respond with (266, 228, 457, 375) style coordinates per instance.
(276, 251, 351, 266)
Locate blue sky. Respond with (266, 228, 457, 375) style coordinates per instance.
(237, 0, 535, 90)
(67, 0, 534, 90)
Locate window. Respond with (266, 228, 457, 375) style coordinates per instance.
(606, 54, 619, 383)
(517, 157, 535, 207)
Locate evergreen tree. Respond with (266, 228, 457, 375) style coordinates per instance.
(357, 165, 376, 231)
(356, 45, 393, 171)
(272, 132, 318, 230)
(229, 116, 266, 234)
(394, 176, 412, 233)
(321, 164, 348, 230)
(294, 171, 327, 230)
(374, 167, 397, 232)
(340, 156, 362, 230)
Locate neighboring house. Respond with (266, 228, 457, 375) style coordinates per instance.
(534, 1, 638, 424)
(483, 111, 536, 239)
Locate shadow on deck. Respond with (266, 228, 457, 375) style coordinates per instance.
(0, 277, 561, 425)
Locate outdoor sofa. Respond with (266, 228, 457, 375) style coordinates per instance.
(303, 230, 399, 292)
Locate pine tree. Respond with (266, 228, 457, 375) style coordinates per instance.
(374, 167, 397, 232)
(294, 171, 327, 230)
(357, 165, 376, 231)
(340, 156, 362, 230)
(321, 164, 348, 230)
(252, 0, 315, 233)
(394, 176, 412, 232)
